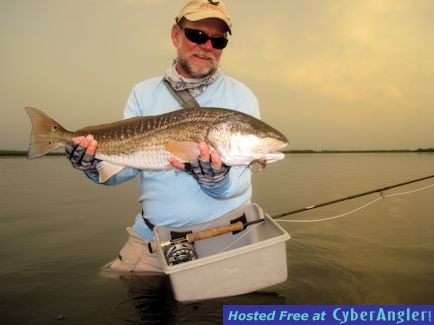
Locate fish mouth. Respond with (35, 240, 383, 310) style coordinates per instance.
(267, 139, 288, 152)
(263, 151, 285, 163)
(220, 150, 285, 166)
(261, 140, 287, 162)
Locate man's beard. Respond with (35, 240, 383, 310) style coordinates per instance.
(177, 57, 217, 79)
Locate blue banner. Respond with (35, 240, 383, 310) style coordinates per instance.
(223, 305, 433, 325)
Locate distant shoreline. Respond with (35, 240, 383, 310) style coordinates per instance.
(282, 148, 434, 154)
(0, 151, 65, 157)
(1, 148, 433, 157)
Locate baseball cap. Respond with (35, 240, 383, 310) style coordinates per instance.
(176, 0, 232, 34)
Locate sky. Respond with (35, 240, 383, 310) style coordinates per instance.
(1, 0, 433, 151)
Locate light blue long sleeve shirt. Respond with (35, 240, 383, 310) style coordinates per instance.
(89, 74, 260, 239)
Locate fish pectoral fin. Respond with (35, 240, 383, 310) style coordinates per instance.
(96, 161, 125, 183)
(165, 141, 199, 162)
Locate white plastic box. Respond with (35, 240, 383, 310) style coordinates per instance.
(153, 203, 291, 302)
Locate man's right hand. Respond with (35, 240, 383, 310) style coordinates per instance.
(65, 135, 99, 172)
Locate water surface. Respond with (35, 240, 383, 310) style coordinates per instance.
(1, 153, 433, 323)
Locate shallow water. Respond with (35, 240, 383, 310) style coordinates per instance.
(1, 154, 433, 323)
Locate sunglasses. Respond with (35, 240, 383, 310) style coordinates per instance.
(183, 28, 228, 50)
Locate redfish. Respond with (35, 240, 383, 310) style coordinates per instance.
(25, 107, 288, 182)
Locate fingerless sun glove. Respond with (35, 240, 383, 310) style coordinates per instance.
(184, 159, 230, 189)
(65, 141, 100, 173)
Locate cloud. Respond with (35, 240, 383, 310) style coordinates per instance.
(227, 0, 433, 108)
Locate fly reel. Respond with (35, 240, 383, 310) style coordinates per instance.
(164, 242, 198, 265)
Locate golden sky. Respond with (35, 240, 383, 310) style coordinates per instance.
(1, 0, 433, 150)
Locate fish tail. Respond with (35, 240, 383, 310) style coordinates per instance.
(24, 107, 70, 158)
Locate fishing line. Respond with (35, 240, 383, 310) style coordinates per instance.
(276, 182, 434, 248)
(276, 196, 383, 223)
(381, 183, 434, 198)
(216, 180, 433, 252)
(271, 175, 433, 220)
(276, 182, 433, 224)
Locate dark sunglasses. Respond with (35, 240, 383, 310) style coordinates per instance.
(183, 28, 228, 50)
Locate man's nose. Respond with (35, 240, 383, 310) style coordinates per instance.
(200, 39, 214, 50)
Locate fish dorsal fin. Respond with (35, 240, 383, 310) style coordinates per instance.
(96, 161, 125, 183)
(165, 141, 199, 163)
(77, 116, 146, 133)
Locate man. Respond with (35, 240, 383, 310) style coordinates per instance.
(66, 0, 260, 272)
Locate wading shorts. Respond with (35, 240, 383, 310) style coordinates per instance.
(102, 227, 163, 273)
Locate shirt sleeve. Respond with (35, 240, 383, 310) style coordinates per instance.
(124, 84, 144, 118)
(200, 166, 252, 199)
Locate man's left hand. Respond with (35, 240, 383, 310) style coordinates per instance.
(168, 142, 230, 188)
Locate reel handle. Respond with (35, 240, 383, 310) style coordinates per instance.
(185, 221, 244, 242)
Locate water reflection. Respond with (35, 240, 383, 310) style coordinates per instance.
(114, 274, 287, 324)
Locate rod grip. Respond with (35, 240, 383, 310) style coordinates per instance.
(185, 221, 244, 242)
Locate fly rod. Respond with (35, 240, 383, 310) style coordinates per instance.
(149, 174, 433, 253)
(271, 174, 433, 219)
